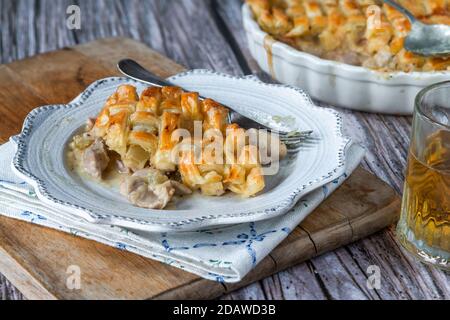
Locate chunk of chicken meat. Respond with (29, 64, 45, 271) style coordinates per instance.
(83, 138, 110, 179)
(116, 160, 130, 174)
(120, 168, 192, 209)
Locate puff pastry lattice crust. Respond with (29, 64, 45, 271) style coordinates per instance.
(247, 0, 450, 71)
(90, 85, 265, 198)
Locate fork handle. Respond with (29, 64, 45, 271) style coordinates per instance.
(118, 59, 177, 88)
(117, 59, 298, 136)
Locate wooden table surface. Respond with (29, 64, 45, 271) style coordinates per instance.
(0, 0, 448, 300)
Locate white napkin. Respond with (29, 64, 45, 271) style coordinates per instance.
(0, 141, 364, 283)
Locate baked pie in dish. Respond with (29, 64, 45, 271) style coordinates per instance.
(247, 0, 450, 72)
(68, 84, 285, 210)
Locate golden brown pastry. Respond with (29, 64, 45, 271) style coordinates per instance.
(247, 0, 450, 72)
(69, 84, 272, 209)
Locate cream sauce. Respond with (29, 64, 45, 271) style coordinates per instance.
(67, 149, 128, 189)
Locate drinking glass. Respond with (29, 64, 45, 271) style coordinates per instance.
(397, 81, 450, 270)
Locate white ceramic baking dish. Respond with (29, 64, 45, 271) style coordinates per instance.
(242, 4, 450, 115)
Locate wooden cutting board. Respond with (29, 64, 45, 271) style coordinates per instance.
(0, 37, 401, 300)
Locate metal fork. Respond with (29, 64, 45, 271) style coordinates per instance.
(117, 59, 312, 147)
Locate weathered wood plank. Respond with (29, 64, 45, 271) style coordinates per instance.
(6, 49, 112, 104)
(73, 37, 185, 78)
(273, 263, 330, 300)
(0, 273, 25, 300)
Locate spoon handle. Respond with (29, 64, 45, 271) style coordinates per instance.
(383, 0, 417, 23)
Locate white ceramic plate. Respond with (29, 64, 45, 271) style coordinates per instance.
(12, 71, 349, 232)
(242, 4, 450, 115)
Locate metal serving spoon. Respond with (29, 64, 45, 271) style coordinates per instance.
(384, 0, 450, 56)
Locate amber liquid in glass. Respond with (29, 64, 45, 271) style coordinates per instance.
(398, 130, 450, 267)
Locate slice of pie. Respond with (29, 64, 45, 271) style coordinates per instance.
(68, 85, 285, 209)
